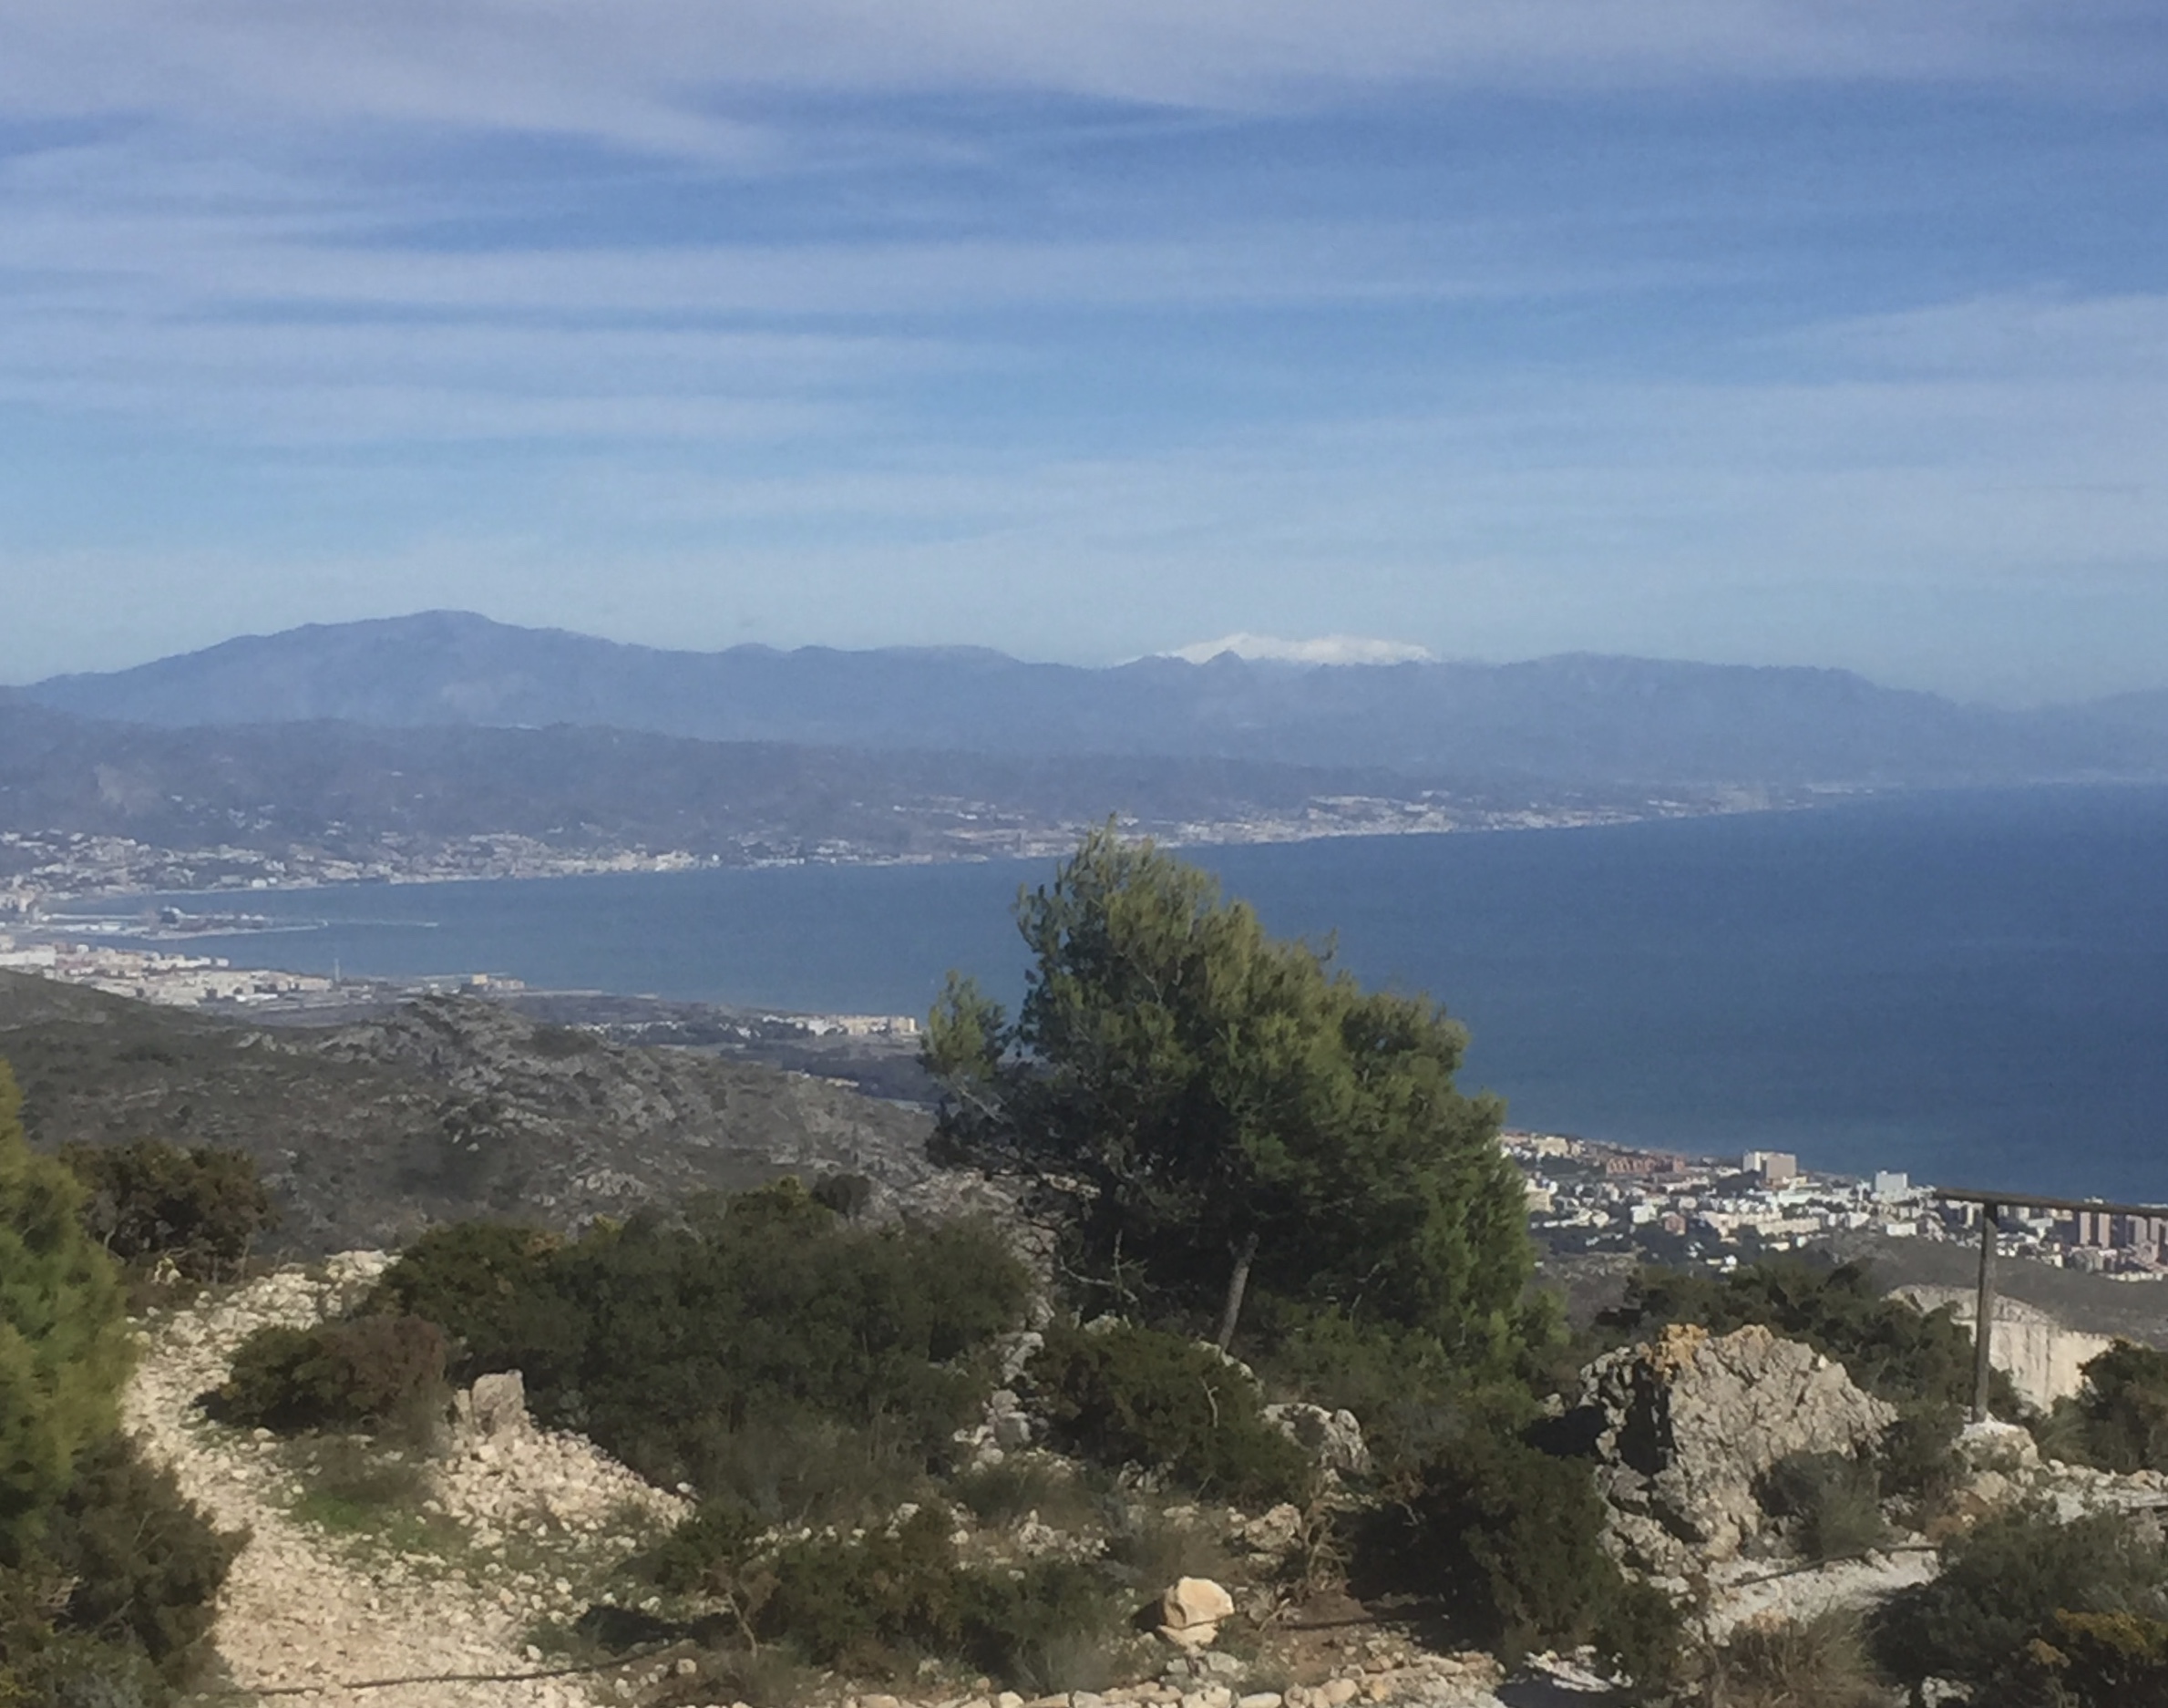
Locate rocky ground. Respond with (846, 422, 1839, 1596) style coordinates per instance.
(128, 1262, 1617, 1708)
(133, 1260, 2168, 1708)
(4, 976, 956, 1253)
(129, 1256, 685, 1708)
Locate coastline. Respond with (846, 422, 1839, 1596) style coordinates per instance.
(8, 783, 1826, 916)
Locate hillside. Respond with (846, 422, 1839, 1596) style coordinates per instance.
(0, 971, 947, 1251)
(26, 611, 2168, 787)
(0, 698, 1660, 894)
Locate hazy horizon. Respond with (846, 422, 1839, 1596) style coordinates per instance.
(12, 606, 2165, 713)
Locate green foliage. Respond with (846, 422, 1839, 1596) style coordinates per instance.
(1871, 1402, 1967, 1518)
(0, 1435, 240, 1708)
(649, 1501, 1122, 1684)
(57, 1138, 272, 1283)
(1249, 1302, 1549, 1481)
(926, 827, 1531, 1359)
(2026, 1609, 2168, 1705)
(361, 1221, 568, 1381)
(35, 1435, 242, 1683)
(212, 1315, 448, 1437)
(1871, 1507, 2168, 1702)
(367, 1183, 1032, 1515)
(2040, 1341, 2168, 1474)
(0, 1063, 133, 1563)
(1353, 1427, 1659, 1666)
(1603, 1258, 2011, 1416)
(1033, 1319, 1310, 1507)
(1758, 1451, 1886, 1561)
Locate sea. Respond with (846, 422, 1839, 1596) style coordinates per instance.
(61, 786, 2168, 1203)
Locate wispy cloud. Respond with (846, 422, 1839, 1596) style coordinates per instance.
(0, 1, 2161, 699)
(4, 1, 2153, 156)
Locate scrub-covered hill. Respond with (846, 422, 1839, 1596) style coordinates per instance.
(0, 971, 945, 1251)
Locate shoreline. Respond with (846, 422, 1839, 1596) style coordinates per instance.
(12, 786, 1838, 916)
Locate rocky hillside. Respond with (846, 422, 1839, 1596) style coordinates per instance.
(0, 972, 948, 1250)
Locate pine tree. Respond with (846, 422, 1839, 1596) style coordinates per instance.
(0, 1061, 132, 1561)
(927, 826, 1531, 1359)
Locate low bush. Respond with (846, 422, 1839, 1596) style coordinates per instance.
(1698, 1610, 1886, 1708)
(1870, 1402, 1964, 1520)
(60, 1138, 272, 1283)
(950, 1456, 1096, 1530)
(1759, 1451, 1886, 1561)
(1351, 1426, 1672, 1674)
(36, 1434, 243, 1684)
(211, 1315, 448, 1439)
(0, 1435, 241, 1708)
(1245, 1305, 1495, 1479)
(2040, 1341, 2168, 1474)
(1033, 1319, 1310, 1507)
(649, 1501, 1123, 1684)
(2025, 1608, 2168, 1704)
(361, 1221, 568, 1381)
(365, 1183, 1033, 1518)
(1870, 1506, 2168, 1703)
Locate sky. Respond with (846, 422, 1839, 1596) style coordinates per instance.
(3, 2, 2166, 704)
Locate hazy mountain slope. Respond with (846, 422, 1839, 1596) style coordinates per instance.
(29, 612, 2167, 785)
(0, 700, 1534, 866)
(0, 972, 939, 1251)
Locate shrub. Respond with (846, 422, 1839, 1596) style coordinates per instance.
(1870, 1402, 1964, 1519)
(366, 1183, 1032, 1515)
(1033, 1319, 1310, 1507)
(1870, 1507, 2168, 1701)
(2044, 1341, 2168, 1474)
(1353, 1428, 1629, 1662)
(360, 1220, 568, 1381)
(1759, 1452, 1886, 1561)
(2026, 1609, 2168, 1704)
(37, 1435, 242, 1684)
(1700, 1610, 1885, 1708)
(211, 1315, 447, 1438)
(0, 1435, 241, 1708)
(652, 1501, 1121, 1685)
(0, 1063, 133, 1564)
(59, 1138, 272, 1283)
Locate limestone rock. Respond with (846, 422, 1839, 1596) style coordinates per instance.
(1158, 1577, 1236, 1648)
(1263, 1403, 1372, 1478)
(470, 1371, 529, 1438)
(1573, 1322, 1896, 1574)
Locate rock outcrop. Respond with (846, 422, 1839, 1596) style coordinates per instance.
(1158, 1577, 1237, 1649)
(1263, 1404, 1371, 1479)
(1574, 1323, 1895, 1577)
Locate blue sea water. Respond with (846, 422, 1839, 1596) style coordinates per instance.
(72, 787, 2168, 1201)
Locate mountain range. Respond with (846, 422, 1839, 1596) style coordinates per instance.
(24, 610, 2168, 787)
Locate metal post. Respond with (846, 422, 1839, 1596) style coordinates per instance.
(1971, 1201, 1998, 1424)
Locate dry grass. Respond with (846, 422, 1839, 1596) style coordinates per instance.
(1700, 1610, 1895, 1708)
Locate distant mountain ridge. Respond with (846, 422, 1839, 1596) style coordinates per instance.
(22, 610, 2168, 787)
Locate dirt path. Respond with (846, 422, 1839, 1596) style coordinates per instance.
(125, 1258, 677, 1708)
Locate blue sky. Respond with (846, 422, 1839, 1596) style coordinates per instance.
(3, 2, 2165, 702)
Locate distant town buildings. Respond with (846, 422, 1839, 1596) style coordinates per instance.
(1501, 1130, 2168, 1281)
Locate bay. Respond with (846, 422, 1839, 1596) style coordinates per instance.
(71, 786, 2168, 1201)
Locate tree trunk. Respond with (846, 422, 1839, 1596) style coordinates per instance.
(1216, 1230, 1261, 1351)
